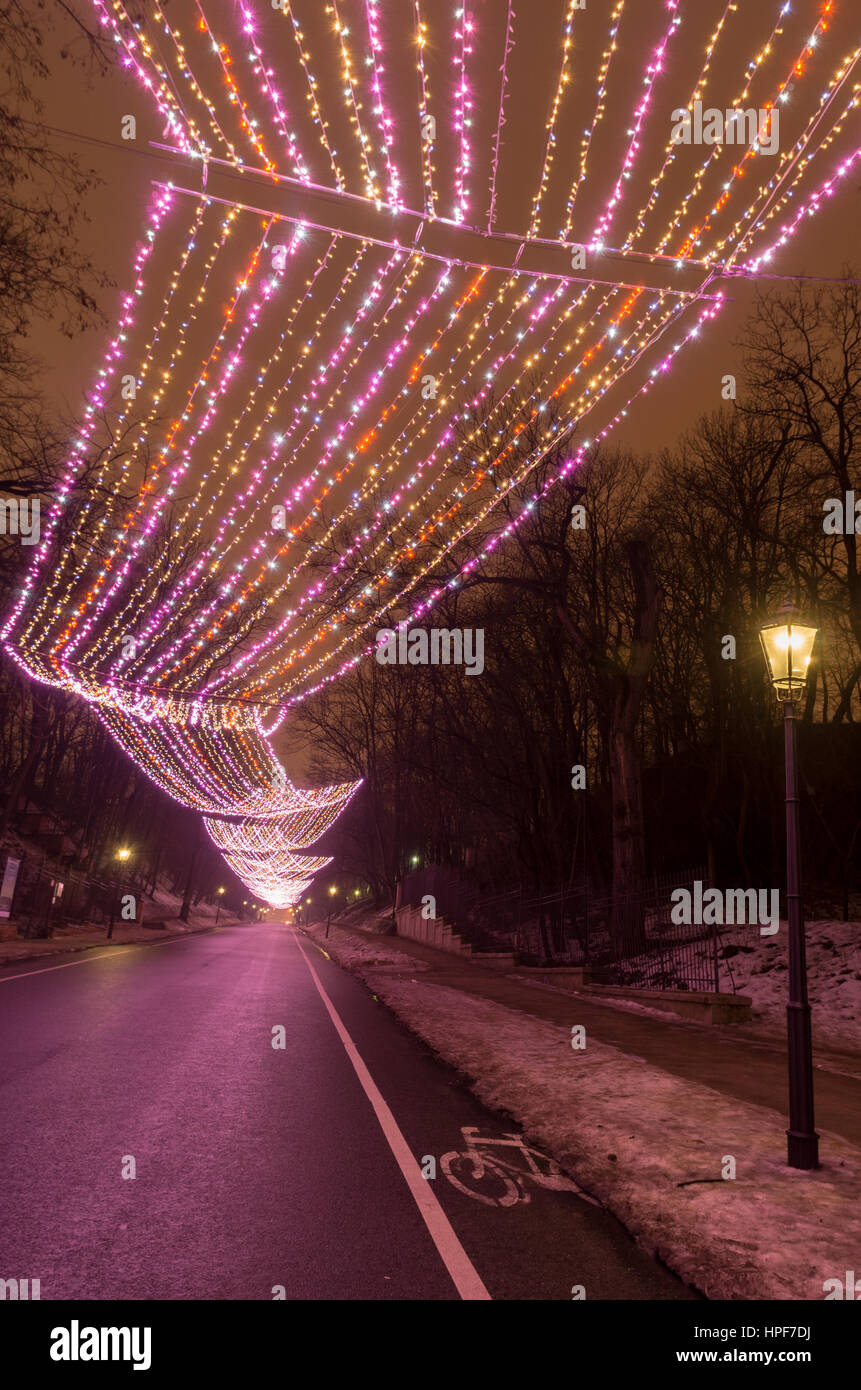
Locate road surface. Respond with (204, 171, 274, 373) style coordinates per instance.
(0, 923, 697, 1300)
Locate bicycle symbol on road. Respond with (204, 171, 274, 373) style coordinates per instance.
(439, 1126, 601, 1208)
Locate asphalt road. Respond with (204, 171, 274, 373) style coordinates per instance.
(0, 923, 697, 1301)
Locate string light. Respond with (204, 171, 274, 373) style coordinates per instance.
(4, 0, 856, 904)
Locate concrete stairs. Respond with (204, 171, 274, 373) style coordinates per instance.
(394, 903, 517, 967)
(394, 904, 472, 955)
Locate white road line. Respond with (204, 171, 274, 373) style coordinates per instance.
(293, 932, 492, 1301)
(0, 933, 199, 983)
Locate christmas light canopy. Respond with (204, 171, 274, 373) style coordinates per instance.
(2, 0, 857, 905)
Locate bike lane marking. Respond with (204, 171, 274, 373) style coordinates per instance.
(293, 932, 492, 1301)
(440, 1126, 603, 1207)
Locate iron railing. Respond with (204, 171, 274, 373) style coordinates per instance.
(1, 847, 115, 937)
(399, 864, 729, 993)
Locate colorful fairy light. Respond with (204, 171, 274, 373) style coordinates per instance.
(3, 0, 857, 904)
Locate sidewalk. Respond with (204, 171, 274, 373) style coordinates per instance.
(308, 917, 861, 1143)
(0, 915, 243, 968)
(301, 917, 861, 1300)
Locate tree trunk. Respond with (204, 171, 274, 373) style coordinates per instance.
(608, 538, 662, 954)
(608, 704, 647, 953)
(0, 696, 50, 841)
(180, 822, 203, 923)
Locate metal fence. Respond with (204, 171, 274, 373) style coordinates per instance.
(573, 869, 721, 994)
(400, 864, 727, 993)
(1, 848, 115, 937)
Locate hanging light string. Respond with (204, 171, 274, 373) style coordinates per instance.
(4, 0, 856, 898)
(14, 195, 225, 650)
(452, 4, 475, 224)
(527, 0, 580, 240)
(560, 0, 627, 237)
(281, 0, 348, 190)
(52, 217, 280, 670)
(116, 245, 422, 685)
(83, 222, 328, 678)
(486, 0, 515, 234)
(413, 0, 437, 218)
(591, 0, 684, 247)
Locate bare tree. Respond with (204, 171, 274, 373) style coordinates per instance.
(741, 278, 861, 667)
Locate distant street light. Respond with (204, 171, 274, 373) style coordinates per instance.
(326, 884, 338, 938)
(759, 598, 819, 1170)
(215, 885, 226, 927)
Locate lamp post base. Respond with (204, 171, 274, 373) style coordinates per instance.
(786, 1000, 819, 1169)
(787, 1129, 819, 1170)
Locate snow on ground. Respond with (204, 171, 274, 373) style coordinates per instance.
(714, 920, 861, 1053)
(313, 912, 861, 1051)
(511, 919, 861, 1056)
(305, 918, 431, 973)
(306, 918, 861, 1301)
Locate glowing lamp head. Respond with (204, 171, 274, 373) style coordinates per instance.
(759, 600, 817, 703)
(329, 885, 337, 896)
(116, 847, 131, 862)
(217, 886, 225, 896)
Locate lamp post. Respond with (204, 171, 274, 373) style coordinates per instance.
(107, 846, 132, 940)
(215, 886, 225, 927)
(326, 883, 337, 938)
(759, 599, 819, 1170)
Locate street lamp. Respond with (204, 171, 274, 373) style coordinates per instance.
(215, 885, 225, 927)
(759, 598, 819, 1170)
(107, 846, 132, 940)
